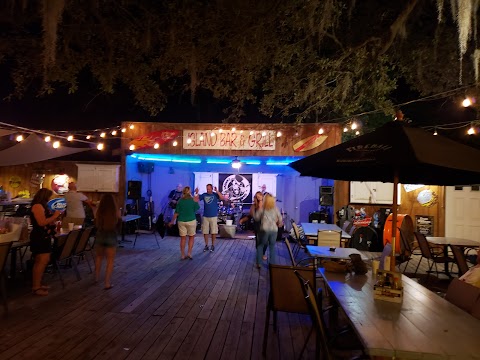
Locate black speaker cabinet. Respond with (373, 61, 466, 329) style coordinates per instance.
(138, 162, 154, 174)
(127, 180, 142, 199)
(320, 194, 333, 206)
(320, 186, 333, 194)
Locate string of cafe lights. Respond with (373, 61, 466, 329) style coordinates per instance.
(2, 85, 480, 149)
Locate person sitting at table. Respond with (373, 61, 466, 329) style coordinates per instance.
(30, 188, 63, 296)
(94, 194, 121, 290)
(460, 250, 480, 288)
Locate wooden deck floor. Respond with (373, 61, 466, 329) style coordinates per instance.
(0, 233, 454, 360)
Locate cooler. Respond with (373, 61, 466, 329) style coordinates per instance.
(383, 214, 414, 254)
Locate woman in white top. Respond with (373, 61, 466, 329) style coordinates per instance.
(253, 193, 283, 268)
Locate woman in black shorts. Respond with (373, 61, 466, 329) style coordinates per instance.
(30, 188, 63, 296)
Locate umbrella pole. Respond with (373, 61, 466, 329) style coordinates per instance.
(391, 172, 399, 271)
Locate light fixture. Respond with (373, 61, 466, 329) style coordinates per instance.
(276, 131, 282, 137)
(199, 134, 204, 141)
(343, 127, 348, 132)
(462, 98, 472, 107)
(433, 129, 438, 136)
(121, 128, 126, 133)
(86, 135, 92, 139)
(111, 130, 117, 136)
(468, 125, 476, 135)
(97, 143, 104, 150)
(44, 136, 51, 142)
(173, 140, 178, 146)
(52, 141, 60, 148)
(351, 122, 358, 130)
(129, 124, 135, 130)
(16, 135, 23, 142)
(100, 132, 106, 138)
(231, 127, 236, 132)
(154, 143, 159, 149)
(231, 156, 241, 169)
(129, 144, 135, 150)
(318, 128, 324, 135)
(186, 138, 192, 144)
(67, 135, 73, 141)
(261, 131, 266, 137)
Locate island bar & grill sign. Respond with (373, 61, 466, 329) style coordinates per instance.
(183, 130, 276, 150)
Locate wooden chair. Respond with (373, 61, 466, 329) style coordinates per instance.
(450, 245, 470, 277)
(413, 231, 454, 279)
(72, 227, 95, 274)
(54, 229, 82, 289)
(0, 242, 13, 316)
(316, 230, 341, 247)
(445, 278, 480, 313)
(294, 271, 367, 360)
(262, 264, 316, 356)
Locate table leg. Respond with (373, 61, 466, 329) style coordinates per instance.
(8, 248, 17, 279)
(444, 245, 451, 277)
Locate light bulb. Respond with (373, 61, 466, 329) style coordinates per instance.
(67, 135, 73, 141)
(250, 130, 254, 135)
(154, 143, 159, 149)
(261, 131, 266, 137)
(121, 128, 126, 133)
(111, 130, 117, 136)
(463, 98, 472, 107)
(276, 131, 282, 137)
(44, 136, 51, 142)
(219, 129, 223, 133)
(129, 144, 135, 150)
(210, 131, 215, 137)
(343, 127, 348, 132)
(240, 130, 243, 133)
(468, 126, 475, 135)
(355, 130, 360, 135)
(86, 135, 91, 139)
(53, 141, 60, 148)
(16, 135, 23, 142)
(100, 132, 106, 138)
(129, 124, 135, 130)
(187, 138, 192, 144)
(97, 143, 104, 150)
(173, 140, 178, 146)
(318, 128, 324, 134)
(351, 122, 357, 130)
(231, 127, 236, 132)
(199, 135, 204, 141)
(433, 130, 438, 136)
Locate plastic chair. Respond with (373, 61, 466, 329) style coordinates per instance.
(262, 264, 316, 356)
(54, 229, 82, 288)
(294, 271, 367, 360)
(450, 245, 470, 277)
(413, 231, 454, 279)
(0, 242, 12, 316)
(316, 229, 341, 247)
(72, 227, 94, 274)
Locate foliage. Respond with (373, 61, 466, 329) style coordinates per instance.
(0, 0, 477, 124)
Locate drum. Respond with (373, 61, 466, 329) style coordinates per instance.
(383, 214, 414, 254)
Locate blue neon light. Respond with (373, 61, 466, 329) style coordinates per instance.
(266, 161, 290, 166)
(133, 154, 202, 164)
(245, 160, 261, 165)
(206, 159, 230, 164)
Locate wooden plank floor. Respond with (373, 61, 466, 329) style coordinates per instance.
(0, 233, 455, 360)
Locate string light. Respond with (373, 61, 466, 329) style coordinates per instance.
(462, 98, 472, 107)
(355, 130, 360, 135)
(86, 135, 91, 139)
(343, 127, 348, 132)
(121, 128, 126, 133)
(67, 135, 73, 142)
(111, 130, 117, 136)
(44, 136, 51, 142)
(129, 124, 135, 130)
(154, 143, 159, 149)
(172, 140, 178, 146)
(186, 138, 192, 144)
(467, 125, 476, 135)
(129, 144, 135, 150)
(219, 129, 223, 133)
(100, 132, 106, 138)
(318, 128, 324, 134)
(276, 131, 282, 137)
(250, 130, 254, 135)
(199, 134, 204, 141)
(231, 127, 236, 132)
(261, 131, 266, 137)
(16, 135, 23, 142)
(210, 131, 215, 137)
(97, 143, 104, 150)
(351, 122, 358, 130)
(433, 129, 438, 135)
(52, 141, 60, 148)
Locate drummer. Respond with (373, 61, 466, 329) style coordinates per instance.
(221, 192, 235, 210)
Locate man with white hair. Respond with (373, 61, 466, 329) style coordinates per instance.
(64, 182, 94, 226)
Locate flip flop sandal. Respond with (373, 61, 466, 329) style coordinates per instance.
(32, 288, 49, 296)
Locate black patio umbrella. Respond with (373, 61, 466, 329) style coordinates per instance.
(289, 121, 480, 269)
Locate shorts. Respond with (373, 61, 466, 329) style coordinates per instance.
(202, 217, 218, 235)
(30, 237, 52, 255)
(95, 230, 118, 248)
(178, 220, 197, 236)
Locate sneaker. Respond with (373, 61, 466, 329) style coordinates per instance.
(210, 245, 215, 252)
(203, 245, 209, 252)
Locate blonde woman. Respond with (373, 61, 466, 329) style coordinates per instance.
(253, 193, 283, 268)
(94, 194, 120, 290)
(169, 186, 200, 260)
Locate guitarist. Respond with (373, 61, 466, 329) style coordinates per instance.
(168, 184, 183, 210)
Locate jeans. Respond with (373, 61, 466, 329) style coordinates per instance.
(257, 230, 277, 265)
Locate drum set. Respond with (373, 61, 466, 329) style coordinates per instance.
(217, 201, 251, 230)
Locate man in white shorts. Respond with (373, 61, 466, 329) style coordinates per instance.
(195, 184, 224, 252)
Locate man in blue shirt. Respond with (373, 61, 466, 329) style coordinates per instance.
(195, 184, 224, 252)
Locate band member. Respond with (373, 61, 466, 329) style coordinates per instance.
(168, 184, 183, 209)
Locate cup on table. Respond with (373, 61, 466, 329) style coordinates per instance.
(68, 222, 74, 231)
(372, 260, 380, 276)
(226, 219, 233, 226)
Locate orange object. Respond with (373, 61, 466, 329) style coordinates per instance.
(383, 214, 414, 254)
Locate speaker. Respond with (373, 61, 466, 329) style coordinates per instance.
(138, 162, 154, 174)
(320, 186, 333, 195)
(127, 180, 142, 199)
(320, 194, 333, 206)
